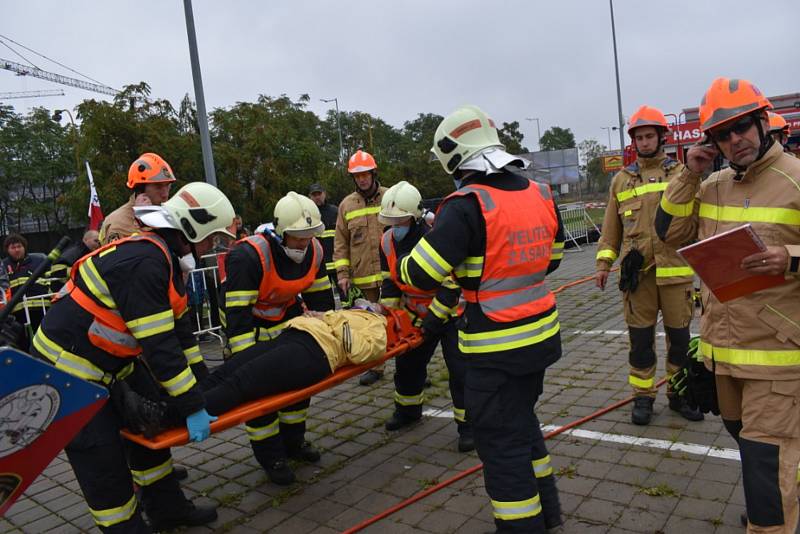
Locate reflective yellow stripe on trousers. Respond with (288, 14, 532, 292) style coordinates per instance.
(131, 458, 173, 486)
(90, 494, 138, 527)
(491, 495, 542, 521)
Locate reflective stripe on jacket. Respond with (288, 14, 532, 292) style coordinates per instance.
(333, 187, 387, 288)
(56, 233, 188, 357)
(596, 154, 694, 285)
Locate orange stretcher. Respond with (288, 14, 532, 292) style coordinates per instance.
(122, 309, 423, 450)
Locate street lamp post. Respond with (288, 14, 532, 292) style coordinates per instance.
(609, 0, 626, 153)
(601, 126, 619, 150)
(525, 117, 541, 151)
(52, 108, 81, 179)
(183, 0, 217, 187)
(321, 97, 344, 174)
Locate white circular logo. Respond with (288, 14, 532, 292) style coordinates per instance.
(0, 384, 61, 458)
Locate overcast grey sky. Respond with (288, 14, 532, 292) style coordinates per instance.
(2, 1, 797, 151)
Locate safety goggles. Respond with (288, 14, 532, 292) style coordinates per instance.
(709, 115, 756, 143)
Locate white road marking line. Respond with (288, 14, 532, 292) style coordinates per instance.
(421, 409, 739, 461)
(569, 330, 699, 337)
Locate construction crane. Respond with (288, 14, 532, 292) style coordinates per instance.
(1, 58, 118, 96)
(0, 89, 65, 100)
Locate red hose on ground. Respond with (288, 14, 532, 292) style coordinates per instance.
(342, 377, 667, 534)
(341, 269, 649, 534)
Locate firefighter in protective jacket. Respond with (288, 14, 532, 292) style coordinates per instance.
(220, 192, 334, 485)
(32, 181, 236, 533)
(398, 105, 566, 532)
(656, 77, 800, 532)
(377, 181, 472, 451)
(595, 105, 702, 425)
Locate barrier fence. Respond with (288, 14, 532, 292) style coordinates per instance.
(559, 201, 600, 251)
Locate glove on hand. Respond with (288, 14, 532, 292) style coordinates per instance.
(186, 409, 217, 442)
(669, 337, 719, 415)
(618, 248, 644, 293)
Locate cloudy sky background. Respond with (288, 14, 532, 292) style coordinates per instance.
(2, 1, 797, 151)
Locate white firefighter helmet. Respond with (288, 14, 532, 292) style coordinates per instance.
(431, 105, 504, 174)
(378, 181, 423, 225)
(273, 192, 324, 238)
(134, 182, 236, 243)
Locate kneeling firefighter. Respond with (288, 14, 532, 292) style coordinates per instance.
(32, 182, 237, 532)
(377, 181, 472, 451)
(595, 105, 702, 425)
(220, 192, 334, 485)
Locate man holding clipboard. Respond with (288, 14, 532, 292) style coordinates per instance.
(656, 77, 800, 532)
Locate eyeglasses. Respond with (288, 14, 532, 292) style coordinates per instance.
(709, 115, 756, 143)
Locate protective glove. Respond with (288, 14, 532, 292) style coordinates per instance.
(420, 313, 446, 340)
(618, 248, 644, 293)
(669, 337, 719, 415)
(186, 409, 217, 442)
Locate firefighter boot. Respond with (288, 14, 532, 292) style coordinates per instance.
(265, 459, 296, 486)
(668, 395, 704, 422)
(385, 405, 422, 431)
(143, 475, 217, 532)
(457, 423, 475, 453)
(286, 440, 321, 463)
(631, 397, 654, 425)
(359, 369, 383, 386)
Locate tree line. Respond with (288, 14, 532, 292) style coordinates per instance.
(0, 83, 610, 234)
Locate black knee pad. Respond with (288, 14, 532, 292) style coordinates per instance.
(629, 326, 656, 368)
(740, 437, 783, 527)
(665, 326, 690, 367)
(722, 418, 742, 444)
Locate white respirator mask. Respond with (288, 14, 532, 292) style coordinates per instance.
(282, 245, 307, 264)
(178, 253, 197, 273)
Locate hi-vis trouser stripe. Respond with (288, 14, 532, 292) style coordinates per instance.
(407, 238, 451, 283)
(453, 407, 466, 423)
(629, 375, 655, 389)
(344, 205, 381, 221)
(183, 345, 203, 365)
(458, 311, 560, 354)
(228, 330, 256, 354)
(551, 241, 564, 261)
(89, 494, 138, 528)
(305, 275, 332, 293)
(656, 266, 694, 278)
(125, 310, 174, 339)
(596, 249, 618, 262)
(225, 289, 258, 307)
(352, 273, 384, 285)
(279, 408, 307, 425)
(532, 455, 553, 478)
(131, 458, 173, 486)
(159, 367, 196, 397)
(394, 391, 424, 406)
(33, 329, 133, 385)
(491, 495, 542, 521)
(246, 419, 280, 441)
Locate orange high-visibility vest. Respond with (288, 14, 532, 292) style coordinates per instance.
(447, 181, 558, 322)
(239, 234, 323, 322)
(380, 230, 438, 318)
(57, 233, 188, 357)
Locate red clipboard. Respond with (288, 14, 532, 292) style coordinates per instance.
(678, 224, 787, 303)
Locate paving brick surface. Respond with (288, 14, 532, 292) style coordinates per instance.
(7, 245, 787, 533)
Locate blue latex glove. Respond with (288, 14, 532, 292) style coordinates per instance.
(186, 409, 217, 442)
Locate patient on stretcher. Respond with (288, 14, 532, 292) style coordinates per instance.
(119, 303, 389, 435)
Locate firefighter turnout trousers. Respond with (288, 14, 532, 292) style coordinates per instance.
(623, 269, 693, 397)
(717, 376, 800, 532)
(465, 365, 560, 532)
(59, 363, 194, 533)
(228, 341, 318, 467)
(393, 322, 468, 433)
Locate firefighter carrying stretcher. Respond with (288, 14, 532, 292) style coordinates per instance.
(220, 192, 334, 486)
(31, 181, 237, 533)
(377, 180, 473, 452)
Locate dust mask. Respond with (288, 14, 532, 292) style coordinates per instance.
(178, 253, 196, 273)
(392, 226, 410, 242)
(282, 245, 307, 264)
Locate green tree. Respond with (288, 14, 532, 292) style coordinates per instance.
(578, 138, 609, 194)
(539, 126, 576, 151)
(497, 121, 528, 154)
(0, 106, 76, 233)
(397, 113, 450, 199)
